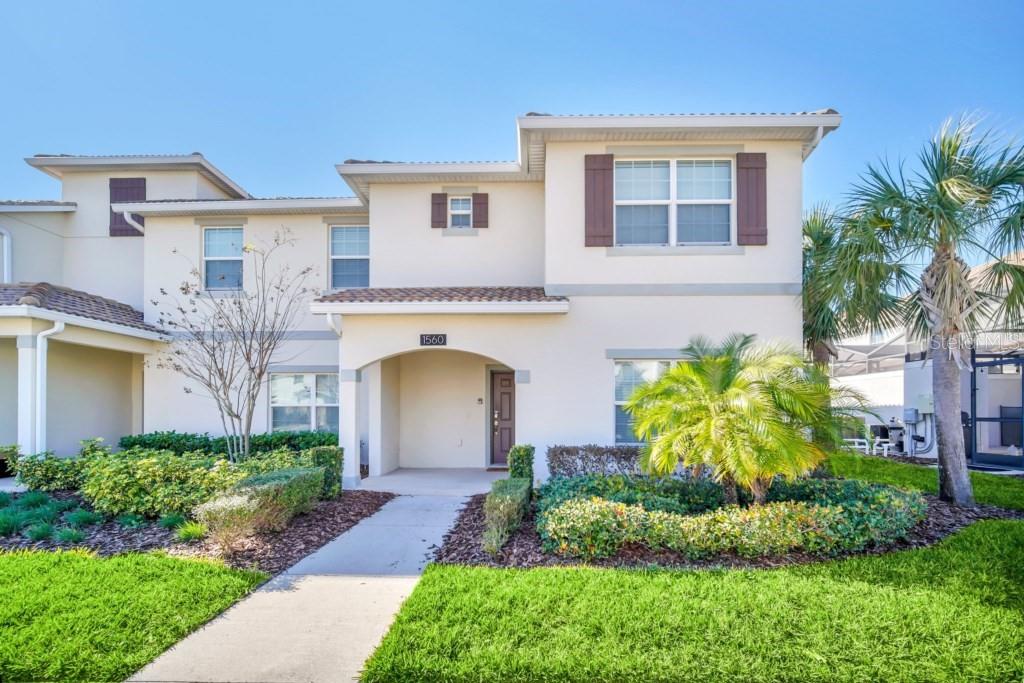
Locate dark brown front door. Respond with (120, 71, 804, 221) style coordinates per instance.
(490, 371, 515, 465)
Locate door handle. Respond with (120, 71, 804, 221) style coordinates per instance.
(493, 409, 499, 432)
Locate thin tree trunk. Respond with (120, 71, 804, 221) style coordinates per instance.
(931, 335, 975, 505)
(721, 474, 739, 505)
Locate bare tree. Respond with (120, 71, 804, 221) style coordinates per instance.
(151, 229, 314, 461)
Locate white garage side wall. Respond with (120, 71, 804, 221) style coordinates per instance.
(46, 341, 134, 456)
(0, 339, 16, 446)
(543, 141, 804, 286)
(396, 350, 491, 468)
(368, 182, 544, 287)
(339, 294, 801, 479)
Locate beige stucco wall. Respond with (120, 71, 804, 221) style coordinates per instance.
(368, 182, 544, 287)
(396, 350, 492, 468)
(340, 293, 801, 476)
(379, 357, 401, 473)
(543, 140, 804, 287)
(46, 340, 136, 456)
(0, 339, 15, 446)
(0, 212, 67, 284)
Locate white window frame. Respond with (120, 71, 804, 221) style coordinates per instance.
(202, 226, 244, 291)
(269, 372, 339, 432)
(613, 158, 736, 247)
(448, 195, 473, 229)
(614, 360, 672, 444)
(329, 225, 370, 289)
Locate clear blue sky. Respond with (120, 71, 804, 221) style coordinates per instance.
(2, 0, 1022, 208)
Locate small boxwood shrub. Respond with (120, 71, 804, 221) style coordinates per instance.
(508, 445, 535, 484)
(538, 479, 927, 560)
(546, 444, 643, 477)
(236, 467, 324, 531)
(194, 494, 261, 552)
(81, 449, 245, 517)
(118, 430, 337, 456)
(482, 478, 531, 556)
(537, 474, 723, 517)
(241, 447, 342, 498)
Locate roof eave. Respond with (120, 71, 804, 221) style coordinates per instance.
(112, 197, 366, 217)
(309, 300, 569, 315)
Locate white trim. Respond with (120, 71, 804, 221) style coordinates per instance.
(338, 161, 522, 176)
(26, 154, 249, 199)
(606, 245, 744, 256)
(447, 195, 472, 229)
(517, 111, 842, 130)
(0, 305, 166, 341)
(310, 300, 569, 315)
(0, 227, 11, 283)
(0, 203, 76, 213)
(113, 197, 365, 216)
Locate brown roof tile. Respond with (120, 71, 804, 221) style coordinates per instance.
(0, 282, 161, 334)
(316, 286, 565, 304)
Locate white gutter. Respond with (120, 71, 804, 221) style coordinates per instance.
(0, 227, 11, 283)
(122, 211, 146, 234)
(310, 301, 570, 315)
(34, 321, 64, 452)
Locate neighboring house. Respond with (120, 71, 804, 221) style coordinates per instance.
(0, 110, 841, 484)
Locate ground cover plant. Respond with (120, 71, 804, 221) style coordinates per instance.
(363, 519, 1024, 682)
(0, 550, 264, 682)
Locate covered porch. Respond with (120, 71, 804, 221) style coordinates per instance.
(0, 283, 164, 456)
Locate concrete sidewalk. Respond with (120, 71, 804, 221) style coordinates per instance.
(131, 494, 466, 683)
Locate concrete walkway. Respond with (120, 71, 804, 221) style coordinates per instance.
(132, 494, 467, 683)
(0, 477, 26, 493)
(361, 467, 504, 496)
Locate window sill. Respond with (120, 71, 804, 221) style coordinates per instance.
(606, 245, 744, 257)
(442, 228, 479, 237)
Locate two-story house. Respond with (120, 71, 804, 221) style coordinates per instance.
(0, 111, 841, 485)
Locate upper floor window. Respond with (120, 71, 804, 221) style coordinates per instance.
(203, 226, 243, 290)
(448, 196, 472, 228)
(614, 159, 733, 246)
(614, 360, 671, 443)
(330, 226, 369, 288)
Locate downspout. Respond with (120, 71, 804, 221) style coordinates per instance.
(0, 227, 11, 283)
(121, 211, 145, 234)
(34, 320, 64, 452)
(325, 313, 342, 337)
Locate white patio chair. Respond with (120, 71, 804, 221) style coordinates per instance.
(873, 439, 893, 457)
(843, 438, 869, 454)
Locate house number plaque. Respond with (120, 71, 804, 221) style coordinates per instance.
(420, 334, 447, 346)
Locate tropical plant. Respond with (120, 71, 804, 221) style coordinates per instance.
(802, 204, 846, 369)
(834, 118, 1024, 505)
(625, 334, 867, 503)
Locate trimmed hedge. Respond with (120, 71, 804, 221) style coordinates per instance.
(546, 445, 643, 477)
(537, 476, 927, 560)
(508, 445, 535, 484)
(118, 430, 337, 456)
(482, 478, 531, 556)
(537, 474, 723, 517)
(194, 494, 260, 552)
(239, 446, 343, 498)
(236, 467, 324, 531)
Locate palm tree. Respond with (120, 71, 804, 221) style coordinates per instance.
(625, 334, 864, 504)
(803, 205, 845, 369)
(836, 118, 1024, 505)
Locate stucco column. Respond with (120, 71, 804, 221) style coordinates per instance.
(364, 361, 384, 477)
(339, 369, 362, 489)
(16, 335, 36, 455)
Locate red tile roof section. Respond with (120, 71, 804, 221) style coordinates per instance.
(0, 282, 160, 333)
(316, 286, 565, 304)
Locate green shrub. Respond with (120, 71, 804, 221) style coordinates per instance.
(15, 453, 88, 491)
(14, 491, 51, 509)
(194, 494, 260, 552)
(235, 467, 324, 531)
(0, 511, 19, 536)
(158, 513, 186, 529)
(538, 480, 927, 560)
(508, 445, 535, 484)
(240, 447, 342, 498)
(64, 508, 103, 528)
(176, 520, 207, 542)
(24, 522, 54, 541)
(81, 449, 245, 517)
(55, 527, 86, 544)
(116, 513, 146, 529)
(546, 444, 643, 477)
(0, 444, 18, 472)
(118, 430, 337, 456)
(482, 478, 531, 556)
(537, 474, 724, 517)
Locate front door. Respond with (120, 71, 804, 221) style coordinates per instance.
(490, 371, 515, 466)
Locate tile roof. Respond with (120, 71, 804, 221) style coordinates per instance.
(0, 282, 161, 334)
(316, 286, 566, 304)
(523, 109, 840, 117)
(0, 200, 76, 207)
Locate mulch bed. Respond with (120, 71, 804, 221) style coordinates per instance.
(434, 491, 1024, 571)
(171, 489, 395, 574)
(1, 489, 395, 576)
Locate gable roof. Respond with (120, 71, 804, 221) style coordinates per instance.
(0, 282, 162, 335)
(26, 153, 250, 199)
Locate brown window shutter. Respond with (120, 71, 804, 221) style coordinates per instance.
(431, 192, 447, 228)
(584, 154, 614, 246)
(736, 153, 767, 245)
(109, 177, 146, 236)
(472, 193, 488, 228)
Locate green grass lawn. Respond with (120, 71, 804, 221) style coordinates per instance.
(0, 550, 265, 682)
(826, 451, 1024, 510)
(362, 520, 1024, 682)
